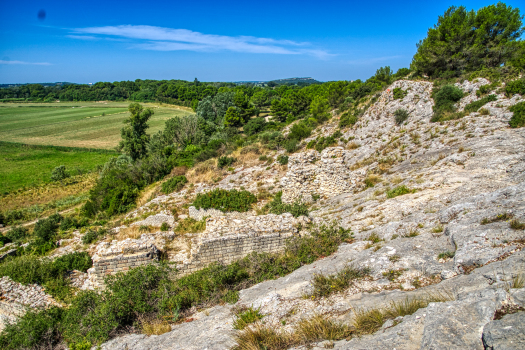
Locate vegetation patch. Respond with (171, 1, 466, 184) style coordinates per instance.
(262, 191, 309, 218)
(161, 175, 188, 194)
(233, 307, 264, 330)
(0, 224, 350, 348)
(437, 251, 455, 260)
(308, 265, 371, 298)
(464, 94, 497, 114)
(392, 87, 408, 100)
(480, 213, 514, 225)
(430, 85, 464, 122)
(193, 188, 257, 213)
(386, 185, 414, 199)
(509, 102, 525, 128)
(394, 109, 409, 125)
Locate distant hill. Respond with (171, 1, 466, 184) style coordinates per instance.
(269, 77, 321, 85)
(0, 82, 76, 88)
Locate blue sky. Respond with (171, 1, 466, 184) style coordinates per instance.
(0, 0, 522, 83)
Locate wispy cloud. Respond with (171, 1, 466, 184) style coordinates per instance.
(70, 25, 330, 57)
(0, 60, 52, 66)
(66, 35, 98, 40)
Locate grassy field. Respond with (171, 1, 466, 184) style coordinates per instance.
(0, 101, 193, 149)
(0, 142, 117, 194)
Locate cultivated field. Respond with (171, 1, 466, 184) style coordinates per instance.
(0, 142, 116, 194)
(0, 101, 193, 149)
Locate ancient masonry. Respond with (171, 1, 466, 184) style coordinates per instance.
(281, 147, 367, 203)
(88, 212, 309, 286)
(0, 276, 60, 330)
(89, 238, 160, 287)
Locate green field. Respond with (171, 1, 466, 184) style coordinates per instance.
(0, 142, 117, 194)
(0, 102, 193, 149)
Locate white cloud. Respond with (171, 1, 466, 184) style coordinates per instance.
(0, 60, 52, 66)
(71, 25, 329, 57)
(66, 35, 98, 40)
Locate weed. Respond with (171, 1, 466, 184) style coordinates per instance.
(174, 217, 206, 234)
(386, 185, 414, 199)
(233, 307, 264, 330)
(394, 109, 409, 125)
(509, 219, 525, 230)
(431, 225, 444, 233)
(309, 265, 371, 298)
(277, 155, 289, 165)
(480, 213, 513, 225)
(232, 325, 291, 350)
(511, 274, 524, 289)
(388, 255, 400, 262)
(295, 315, 352, 342)
(382, 269, 404, 281)
(160, 222, 170, 232)
(437, 251, 455, 260)
(366, 232, 383, 244)
(403, 229, 419, 238)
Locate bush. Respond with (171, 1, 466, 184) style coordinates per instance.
(284, 139, 298, 153)
(264, 191, 309, 218)
(193, 188, 257, 213)
(277, 155, 289, 165)
(431, 85, 464, 122)
(386, 185, 413, 198)
(394, 109, 409, 125)
(464, 94, 497, 113)
(217, 156, 236, 169)
(339, 111, 358, 128)
(393, 87, 408, 100)
(82, 228, 105, 245)
(5, 226, 28, 242)
(160, 222, 169, 231)
(505, 78, 525, 97)
(243, 118, 266, 136)
(233, 307, 264, 330)
(51, 165, 69, 182)
(307, 133, 339, 152)
(60, 216, 79, 231)
(161, 175, 188, 194)
(288, 122, 311, 141)
(509, 102, 525, 128)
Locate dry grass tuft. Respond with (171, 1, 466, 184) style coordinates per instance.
(295, 314, 352, 342)
(352, 292, 453, 335)
(115, 226, 142, 240)
(141, 319, 172, 335)
(233, 325, 291, 350)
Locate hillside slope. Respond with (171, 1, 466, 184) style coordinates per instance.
(90, 78, 525, 349)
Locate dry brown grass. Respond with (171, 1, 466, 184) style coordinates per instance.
(141, 319, 172, 335)
(0, 173, 96, 212)
(115, 226, 143, 240)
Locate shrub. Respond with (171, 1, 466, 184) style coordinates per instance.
(82, 228, 106, 245)
(243, 118, 266, 136)
(307, 133, 339, 153)
(60, 216, 79, 231)
(386, 185, 413, 198)
(160, 222, 170, 231)
(431, 85, 464, 122)
(464, 94, 497, 113)
(174, 217, 206, 234)
(51, 165, 69, 182)
(288, 122, 311, 141)
(217, 156, 236, 169)
(277, 155, 289, 165)
(264, 191, 309, 218)
(258, 155, 268, 161)
(233, 307, 264, 330)
(5, 226, 28, 242)
(394, 109, 409, 125)
(505, 78, 525, 97)
(161, 175, 188, 194)
(284, 139, 298, 153)
(509, 102, 525, 128)
(392, 87, 408, 100)
(193, 188, 257, 212)
(339, 111, 359, 128)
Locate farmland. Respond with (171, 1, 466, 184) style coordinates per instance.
(0, 101, 193, 149)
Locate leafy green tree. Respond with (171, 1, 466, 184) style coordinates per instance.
(270, 99, 290, 122)
(327, 81, 348, 108)
(250, 90, 269, 109)
(118, 103, 153, 160)
(412, 3, 524, 77)
(224, 107, 243, 127)
(310, 95, 330, 119)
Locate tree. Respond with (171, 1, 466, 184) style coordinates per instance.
(165, 115, 205, 148)
(118, 103, 153, 160)
(327, 81, 348, 108)
(223, 107, 243, 127)
(310, 95, 330, 119)
(411, 3, 524, 77)
(250, 90, 269, 109)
